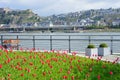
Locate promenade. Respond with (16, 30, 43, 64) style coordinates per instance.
(76, 53, 120, 63)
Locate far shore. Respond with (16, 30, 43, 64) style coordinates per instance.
(83, 29, 120, 33)
(1, 28, 120, 33)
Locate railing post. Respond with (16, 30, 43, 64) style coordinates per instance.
(69, 35, 71, 53)
(1, 35, 3, 46)
(88, 36, 91, 44)
(33, 35, 35, 49)
(17, 35, 19, 50)
(50, 35, 52, 51)
(111, 36, 113, 55)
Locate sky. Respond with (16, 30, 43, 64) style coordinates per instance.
(0, 0, 120, 16)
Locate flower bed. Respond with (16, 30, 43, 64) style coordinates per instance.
(0, 49, 120, 80)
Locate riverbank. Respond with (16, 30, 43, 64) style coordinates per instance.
(83, 29, 120, 33)
(1, 29, 120, 33)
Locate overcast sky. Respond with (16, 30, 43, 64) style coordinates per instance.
(0, 0, 120, 16)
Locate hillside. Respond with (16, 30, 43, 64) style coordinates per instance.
(1, 8, 120, 27)
(46, 8, 120, 26)
(0, 8, 42, 25)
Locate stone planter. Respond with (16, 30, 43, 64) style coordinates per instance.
(85, 48, 98, 56)
(98, 47, 110, 56)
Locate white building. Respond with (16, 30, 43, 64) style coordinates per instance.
(97, 21, 107, 26)
(77, 18, 95, 26)
(112, 20, 120, 26)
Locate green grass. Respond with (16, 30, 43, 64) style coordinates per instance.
(0, 49, 120, 80)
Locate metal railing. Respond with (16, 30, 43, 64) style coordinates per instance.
(0, 35, 120, 54)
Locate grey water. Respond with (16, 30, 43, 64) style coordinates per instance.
(1, 32, 120, 54)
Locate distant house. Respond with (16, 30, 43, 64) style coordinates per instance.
(97, 21, 107, 26)
(39, 21, 50, 27)
(0, 24, 10, 28)
(112, 19, 120, 26)
(77, 18, 95, 26)
(53, 20, 66, 25)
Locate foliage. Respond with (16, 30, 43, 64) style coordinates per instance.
(87, 44, 96, 48)
(85, 25, 106, 29)
(0, 9, 41, 24)
(99, 43, 108, 48)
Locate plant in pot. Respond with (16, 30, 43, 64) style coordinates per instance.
(98, 43, 110, 56)
(85, 44, 98, 56)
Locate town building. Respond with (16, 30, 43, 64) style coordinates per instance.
(112, 19, 120, 26)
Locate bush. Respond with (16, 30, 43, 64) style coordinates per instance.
(87, 44, 95, 48)
(99, 43, 108, 48)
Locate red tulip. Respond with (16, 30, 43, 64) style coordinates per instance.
(70, 65, 73, 69)
(67, 70, 70, 74)
(49, 65, 53, 68)
(89, 68, 92, 72)
(15, 65, 19, 69)
(8, 78, 11, 80)
(32, 74, 37, 77)
(97, 75, 100, 80)
(63, 60, 66, 62)
(8, 74, 11, 77)
(33, 56, 36, 59)
(18, 67, 22, 70)
(59, 68, 62, 72)
(0, 64, 2, 68)
(20, 73, 24, 77)
(42, 61, 45, 65)
(23, 58, 27, 62)
(0, 52, 2, 56)
(7, 58, 11, 63)
(29, 62, 33, 66)
(29, 56, 32, 59)
(63, 75, 68, 79)
(17, 62, 20, 66)
(46, 59, 51, 63)
(71, 76, 74, 80)
(109, 71, 113, 75)
(78, 60, 81, 62)
(43, 72, 46, 76)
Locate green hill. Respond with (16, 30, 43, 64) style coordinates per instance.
(0, 8, 41, 25)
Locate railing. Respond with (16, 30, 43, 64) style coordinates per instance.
(0, 35, 120, 54)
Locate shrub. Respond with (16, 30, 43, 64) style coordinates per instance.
(99, 43, 108, 48)
(87, 44, 95, 48)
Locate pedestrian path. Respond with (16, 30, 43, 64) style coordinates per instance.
(76, 53, 120, 63)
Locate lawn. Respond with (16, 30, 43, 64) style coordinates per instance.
(0, 49, 120, 80)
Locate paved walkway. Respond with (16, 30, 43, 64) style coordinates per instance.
(76, 53, 120, 63)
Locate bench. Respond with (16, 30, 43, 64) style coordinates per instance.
(2, 39, 20, 50)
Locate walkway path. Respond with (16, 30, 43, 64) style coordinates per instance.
(76, 53, 120, 63)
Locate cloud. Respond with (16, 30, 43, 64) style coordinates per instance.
(0, 0, 10, 3)
(0, 0, 120, 16)
(33, 0, 120, 16)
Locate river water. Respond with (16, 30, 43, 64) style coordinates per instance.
(1, 32, 120, 54)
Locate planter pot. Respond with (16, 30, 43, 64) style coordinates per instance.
(98, 47, 110, 56)
(85, 48, 98, 56)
